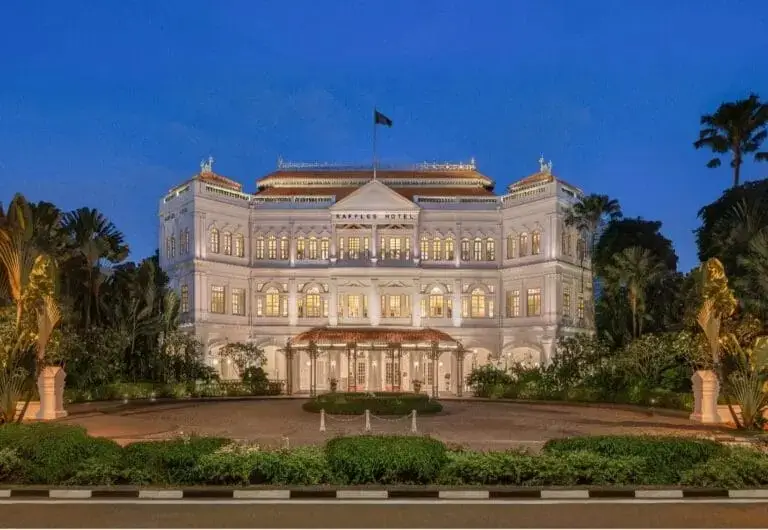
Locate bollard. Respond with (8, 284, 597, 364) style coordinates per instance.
(411, 409, 417, 433)
(320, 409, 326, 432)
(364, 409, 371, 432)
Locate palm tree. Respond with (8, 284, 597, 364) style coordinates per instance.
(0, 195, 40, 327)
(564, 194, 623, 296)
(694, 93, 768, 188)
(61, 208, 128, 328)
(603, 246, 666, 339)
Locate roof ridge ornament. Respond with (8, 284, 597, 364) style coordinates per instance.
(200, 156, 214, 174)
(538, 154, 553, 174)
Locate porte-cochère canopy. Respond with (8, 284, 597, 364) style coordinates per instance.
(290, 327, 459, 346)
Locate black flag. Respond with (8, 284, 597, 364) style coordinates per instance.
(374, 110, 393, 127)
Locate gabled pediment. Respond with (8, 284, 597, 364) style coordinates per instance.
(330, 180, 419, 212)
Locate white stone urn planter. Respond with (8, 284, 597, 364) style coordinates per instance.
(690, 370, 724, 424)
(14, 366, 68, 422)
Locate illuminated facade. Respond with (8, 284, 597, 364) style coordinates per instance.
(158, 156, 593, 393)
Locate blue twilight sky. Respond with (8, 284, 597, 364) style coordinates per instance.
(1, 0, 767, 271)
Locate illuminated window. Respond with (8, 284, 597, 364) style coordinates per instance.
(532, 231, 541, 255)
(279, 236, 289, 260)
(357, 361, 366, 385)
(234, 234, 244, 257)
(473, 238, 483, 261)
(255, 236, 265, 259)
(460, 238, 471, 261)
(563, 286, 571, 318)
(444, 238, 455, 260)
(486, 238, 495, 261)
(308, 237, 318, 260)
(299, 287, 322, 318)
(506, 234, 516, 259)
(210, 229, 220, 253)
(347, 295, 362, 318)
(432, 238, 442, 260)
(527, 288, 541, 317)
(223, 232, 232, 255)
(180, 285, 189, 313)
(506, 290, 520, 317)
(578, 294, 585, 320)
(297, 237, 306, 260)
(348, 237, 360, 259)
(267, 235, 277, 259)
(382, 294, 409, 318)
(231, 288, 245, 315)
(470, 288, 486, 318)
(210, 285, 225, 314)
(420, 235, 430, 260)
(428, 288, 445, 318)
(519, 233, 528, 257)
(320, 238, 330, 259)
(265, 287, 281, 317)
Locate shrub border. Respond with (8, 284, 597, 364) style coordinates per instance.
(0, 486, 765, 499)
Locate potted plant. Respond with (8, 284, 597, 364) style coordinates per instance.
(412, 379, 423, 393)
(329, 377, 338, 392)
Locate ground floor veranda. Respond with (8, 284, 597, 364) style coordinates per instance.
(212, 326, 520, 396)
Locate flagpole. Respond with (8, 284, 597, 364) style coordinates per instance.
(372, 107, 378, 181)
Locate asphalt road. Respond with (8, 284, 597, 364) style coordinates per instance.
(1, 500, 767, 528)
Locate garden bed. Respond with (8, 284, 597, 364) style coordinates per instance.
(64, 380, 284, 404)
(302, 392, 443, 415)
(1, 425, 768, 488)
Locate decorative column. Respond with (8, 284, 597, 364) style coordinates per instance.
(454, 222, 462, 267)
(288, 278, 298, 326)
(455, 345, 466, 397)
(308, 341, 319, 397)
(428, 341, 441, 398)
(195, 271, 208, 322)
(289, 222, 297, 267)
(36, 366, 68, 420)
(413, 224, 420, 264)
(371, 224, 378, 264)
(284, 342, 294, 395)
(329, 278, 338, 326)
(690, 370, 723, 424)
(452, 279, 462, 327)
(330, 227, 338, 264)
(195, 211, 207, 259)
(370, 280, 380, 326)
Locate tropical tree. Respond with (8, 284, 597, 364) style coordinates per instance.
(603, 246, 667, 339)
(694, 93, 768, 188)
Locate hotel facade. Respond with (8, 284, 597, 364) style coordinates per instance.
(158, 157, 593, 395)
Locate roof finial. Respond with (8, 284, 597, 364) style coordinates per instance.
(469, 156, 476, 169)
(200, 156, 214, 173)
(538, 154, 553, 174)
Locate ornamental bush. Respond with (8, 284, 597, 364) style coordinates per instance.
(543, 435, 725, 484)
(302, 392, 442, 415)
(121, 436, 231, 485)
(325, 435, 447, 484)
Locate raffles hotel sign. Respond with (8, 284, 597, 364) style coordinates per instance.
(334, 212, 418, 221)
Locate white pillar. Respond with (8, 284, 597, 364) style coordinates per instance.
(453, 279, 462, 327)
(371, 224, 378, 263)
(288, 279, 298, 326)
(412, 281, 421, 328)
(329, 278, 338, 326)
(370, 281, 380, 326)
(36, 366, 68, 420)
(690, 370, 723, 424)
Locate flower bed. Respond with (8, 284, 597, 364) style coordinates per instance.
(63, 380, 284, 404)
(301, 391, 443, 415)
(1, 426, 768, 488)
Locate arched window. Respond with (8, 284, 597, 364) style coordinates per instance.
(420, 235, 430, 261)
(460, 238, 471, 261)
(576, 236, 587, 262)
(472, 237, 483, 261)
(531, 231, 541, 255)
(223, 232, 232, 255)
(519, 233, 529, 257)
(444, 237, 455, 260)
(308, 236, 318, 260)
(255, 236, 265, 259)
(209, 228, 220, 253)
(320, 237, 330, 260)
(470, 288, 486, 318)
(506, 234, 517, 259)
(486, 237, 495, 261)
(428, 286, 448, 318)
(279, 236, 289, 260)
(297, 237, 306, 260)
(180, 285, 189, 313)
(267, 235, 277, 259)
(303, 287, 322, 318)
(234, 234, 244, 257)
(265, 287, 281, 317)
(561, 227, 571, 256)
(432, 237, 442, 260)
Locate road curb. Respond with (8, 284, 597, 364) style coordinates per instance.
(0, 487, 760, 500)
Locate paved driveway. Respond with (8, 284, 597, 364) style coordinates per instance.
(60, 399, 723, 450)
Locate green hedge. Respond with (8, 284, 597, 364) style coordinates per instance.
(302, 392, 443, 415)
(64, 380, 284, 404)
(2, 425, 768, 487)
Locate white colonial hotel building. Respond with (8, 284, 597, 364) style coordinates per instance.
(158, 157, 592, 395)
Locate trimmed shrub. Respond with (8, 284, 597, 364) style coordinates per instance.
(0, 424, 123, 484)
(681, 448, 768, 488)
(197, 444, 332, 486)
(325, 435, 446, 484)
(303, 392, 442, 415)
(437, 450, 649, 486)
(121, 436, 230, 485)
(543, 435, 725, 483)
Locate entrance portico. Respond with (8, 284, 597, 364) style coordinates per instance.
(282, 327, 466, 397)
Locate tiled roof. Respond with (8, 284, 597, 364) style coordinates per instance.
(253, 186, 496, 201)
(291, 327, 460, 345)
(262, 168, 492, 182)
(196, 171, 243, 191)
